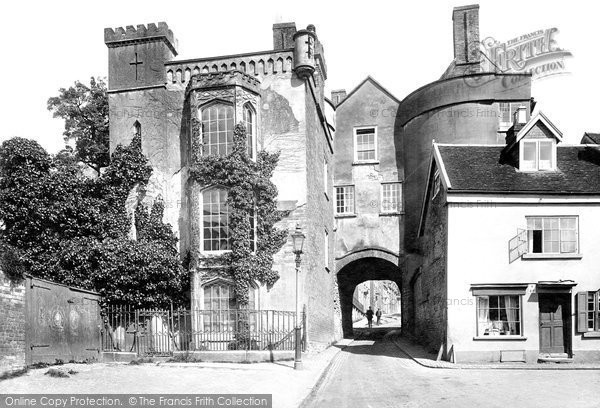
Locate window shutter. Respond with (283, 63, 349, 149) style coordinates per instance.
(576, 291, 588, 333)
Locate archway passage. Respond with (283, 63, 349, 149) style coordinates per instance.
(336, 251, 402, 338)
(353, 280, 401, 329)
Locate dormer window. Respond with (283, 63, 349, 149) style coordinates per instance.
(520, 139, 555, 171)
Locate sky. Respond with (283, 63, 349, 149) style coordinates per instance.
(1, 0, 598, 152)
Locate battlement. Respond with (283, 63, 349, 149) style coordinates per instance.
(185, 70, 261, 95)
(104, 22, 178, 55)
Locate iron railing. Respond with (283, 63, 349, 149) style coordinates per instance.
(101, 306, 301, 356)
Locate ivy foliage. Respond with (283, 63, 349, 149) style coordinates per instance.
(189, 124, 287, 305)
(0, 135, 188, 308)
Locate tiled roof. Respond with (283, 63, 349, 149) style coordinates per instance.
(582, 132, 600, 144)
(437, 144, 600, 194)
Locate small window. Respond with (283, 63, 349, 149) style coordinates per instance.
(335, 186, 355, 215)
(201, 103, 234, 156)
(432, 169, 441, 199)
(324, 159, 328, 196)
(381, 183, 402, 213)
(526, 216, 578, 254)
(499, 102, 526, 127)
(243, 105, 255, 159)
(587, 292, 600, 331)
(133, 121, 141, 137)
(577, 291, 600, 333)
(476, 295, 522, 336)
(354, 127, 377, 162)
(324, 229, 329, 270)
(520, 140, 556, 171)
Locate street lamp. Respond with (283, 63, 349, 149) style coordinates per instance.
(291, 223, 305, 370)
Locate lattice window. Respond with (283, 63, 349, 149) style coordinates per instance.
(335, 186, 355, 215)
(526, 216, 578, 254)
(202, 188, 231, 252)
(243, 104, 255, 158)
(476, 295, 522, 336)
(201, 103, 234, 156)
(354, 128, 377, 162)
(381, 183, 402, 213)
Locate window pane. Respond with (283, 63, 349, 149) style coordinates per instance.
(201, 104, 233, 156)
(522, 142, 537, 170)
(202, 188, 231, 252)
(355, 128, 376, 161)
(539, 142, 553, 169)
(477, 295, 521, 336)
(335, 186, 355, 214)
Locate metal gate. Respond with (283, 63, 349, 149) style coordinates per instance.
(25, 276, 102, 364)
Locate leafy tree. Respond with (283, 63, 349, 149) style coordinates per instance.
(47, 77, 109, 175)
(0, 135, 188, 308)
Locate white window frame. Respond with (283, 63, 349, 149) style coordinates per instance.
(200, 102, 235, 157)
(200, 187, 232, 255)
(380, 182, 402, 214)
(525, 216, 579, 255)
(353, 126, 378, 163)
(519, 139, 556, 171)
(475, 294, 523, 337)
(586, 291, 600, 332)
(335, 185, 355, 215)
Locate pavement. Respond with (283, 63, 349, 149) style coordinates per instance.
(0, 342, 350, 408)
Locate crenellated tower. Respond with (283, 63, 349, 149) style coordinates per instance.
(104, 22, 178, 91)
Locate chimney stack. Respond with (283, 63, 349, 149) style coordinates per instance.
(452, 4, 480, 65)
(273, 22, 297, 50)
(331, 90, 347, 106)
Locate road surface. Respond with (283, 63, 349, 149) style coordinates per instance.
(303, 330, 600, 408)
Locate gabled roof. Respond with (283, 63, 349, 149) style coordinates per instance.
(515, 111, 563, 143)
(336, 76, 401, 108)
(581, 132, 600, 144)
(435, 144, 600, 194)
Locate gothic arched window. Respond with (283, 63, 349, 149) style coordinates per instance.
(201, 103, 234, 156)
(243, 104, 255, 159)
(133, 121, 141, 137)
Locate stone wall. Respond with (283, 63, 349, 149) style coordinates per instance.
(414, 175, 448, 355)
(0, 271, 26, 375)
(303, 78, 338, 346)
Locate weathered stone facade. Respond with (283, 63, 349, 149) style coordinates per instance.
(0, 271, 26, 375)
(332, 77, 403, 337)
(105, 21, 339, 347)
(412, 167, 448, 355)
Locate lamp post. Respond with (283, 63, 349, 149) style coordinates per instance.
(291, 223, 305, 370)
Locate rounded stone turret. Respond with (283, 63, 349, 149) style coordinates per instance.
(293, 28, 316, 79)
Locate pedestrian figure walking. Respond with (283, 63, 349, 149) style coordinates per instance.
(366, 306, 374, 328)
(376, 308, 382, 325)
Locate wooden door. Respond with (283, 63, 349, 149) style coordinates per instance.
(539, 294, 568, 354)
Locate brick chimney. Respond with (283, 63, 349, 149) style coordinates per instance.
(452, 4, 480, 66)
(273, 22, 296, 50)
(331, 89, 347, 106)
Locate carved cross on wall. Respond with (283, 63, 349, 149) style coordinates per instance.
(305, 37, 314, 59)
(130, 52, 144, 80)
